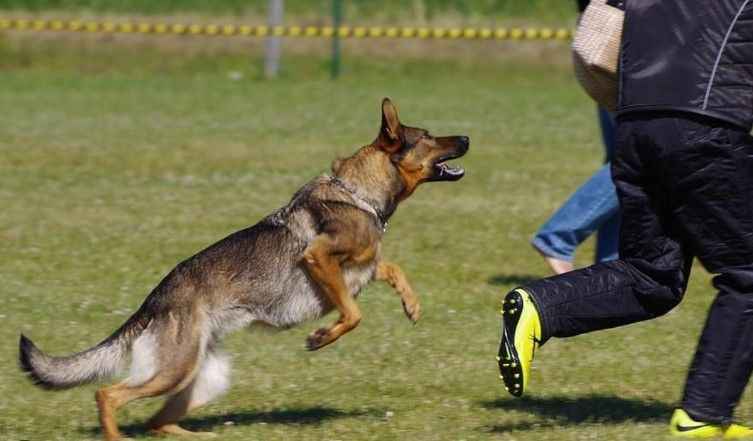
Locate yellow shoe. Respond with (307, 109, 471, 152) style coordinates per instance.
(670, 409, 723, 438)
(670, 409, 753, 439)
(724, 424, 753, 439)
(497, 288, 541, 397)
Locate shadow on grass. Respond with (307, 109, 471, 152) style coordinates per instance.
(480, 394, 673, 432)
(487, 274, 541, 286)
(182, 406, 377, 430)
(86, 406, 376, 438)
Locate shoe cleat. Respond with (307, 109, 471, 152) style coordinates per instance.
(497, 288, 542, 398)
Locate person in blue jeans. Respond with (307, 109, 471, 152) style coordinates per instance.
(531, 108, 620, 274)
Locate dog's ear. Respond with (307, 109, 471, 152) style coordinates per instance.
(375, 98, 402, 153)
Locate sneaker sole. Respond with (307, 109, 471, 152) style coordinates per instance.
(498, 290, 524, 397)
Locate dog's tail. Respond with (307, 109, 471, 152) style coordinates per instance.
(19, 310, 150, 390)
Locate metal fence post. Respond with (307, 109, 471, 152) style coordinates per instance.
(331, 0, 342, 79)
(264, 0, 284, 79)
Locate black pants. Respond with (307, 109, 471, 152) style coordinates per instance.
(523, 112, 753, 424)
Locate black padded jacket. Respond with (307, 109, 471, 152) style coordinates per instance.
(618, 0, 753, 130)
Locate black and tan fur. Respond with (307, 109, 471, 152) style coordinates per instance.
(18, 98, 469, 440)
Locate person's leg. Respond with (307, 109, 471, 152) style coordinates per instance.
(499, 114, 693, 395)
(682, 269, 753, 424)
(661, 120, 753, 425)
(595, 107, 620, 263)
(532, 164, 620, 273)
(598, 107, 616, 162)
(527, 115, 692, 343)
(595, 212, 620, 262)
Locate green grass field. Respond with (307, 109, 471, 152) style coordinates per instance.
(0, 32, 749, 441)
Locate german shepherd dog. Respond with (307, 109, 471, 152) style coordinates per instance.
(19, 98, 469, 440)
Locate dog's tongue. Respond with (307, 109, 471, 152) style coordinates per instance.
(437, 162, 465, 179)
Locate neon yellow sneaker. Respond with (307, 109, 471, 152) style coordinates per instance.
(724, 423, 753, 439)
(497, 288, 541, 397)
(670, 409, 723, 438)
(670, 409, 753, 439)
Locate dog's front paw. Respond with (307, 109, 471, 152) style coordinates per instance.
(306, 327, 332, 351)
(402, 298, 421, 324)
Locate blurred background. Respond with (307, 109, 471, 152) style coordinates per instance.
(2, 2, 744, 441)
(0, 0, 575, 21)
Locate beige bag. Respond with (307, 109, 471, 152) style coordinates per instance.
(572, 0, 624, 111)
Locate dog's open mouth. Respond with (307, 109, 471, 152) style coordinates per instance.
(432, 153, 466, 181)
(435, 162, 465, 180)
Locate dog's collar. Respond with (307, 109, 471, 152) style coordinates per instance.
(328, 175, 388, 233)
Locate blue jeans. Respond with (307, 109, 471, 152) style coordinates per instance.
(532, 108, 620, 263)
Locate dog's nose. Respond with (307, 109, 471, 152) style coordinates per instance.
(458, 136, 470, 148)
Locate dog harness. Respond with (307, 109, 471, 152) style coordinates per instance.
(328, 175, 389, 233)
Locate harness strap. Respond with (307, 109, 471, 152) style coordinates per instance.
(328, 175, 388, 233)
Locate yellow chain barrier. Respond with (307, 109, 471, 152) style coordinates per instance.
(0, 18, 572, 40)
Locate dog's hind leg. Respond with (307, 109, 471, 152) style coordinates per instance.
(146, 348, 230, 438)
(96, 317, 205, 441)
(96, 370, 197, 441)
(375, 260, 420, 323)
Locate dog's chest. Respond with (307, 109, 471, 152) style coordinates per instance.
(342, 259, 379, 298)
